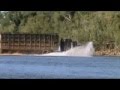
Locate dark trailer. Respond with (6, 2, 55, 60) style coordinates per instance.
(0, 33, 59, 54)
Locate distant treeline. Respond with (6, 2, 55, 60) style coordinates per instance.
(0, 11, 120, 50)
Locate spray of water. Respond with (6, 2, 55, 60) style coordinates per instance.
(40, 41, 95, 57)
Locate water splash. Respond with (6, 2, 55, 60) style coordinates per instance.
(41, 41, 95, 57)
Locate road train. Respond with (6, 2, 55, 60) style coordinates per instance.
(0, 33, 77, 54)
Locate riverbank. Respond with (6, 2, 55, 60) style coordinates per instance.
(95, 49, 120, 56)
(0, 53, 25, 56)
(0, 49, 120, 56)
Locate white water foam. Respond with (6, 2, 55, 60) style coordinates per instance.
(39, 41, 95, 57)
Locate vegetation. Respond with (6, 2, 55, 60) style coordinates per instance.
(0, 11, 120, 50)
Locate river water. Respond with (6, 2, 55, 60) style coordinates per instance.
(0, 55, 120, 79)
